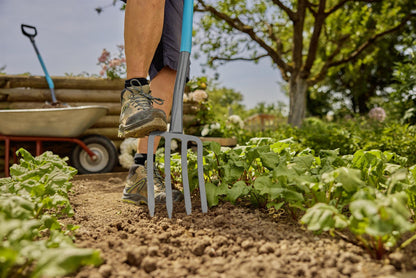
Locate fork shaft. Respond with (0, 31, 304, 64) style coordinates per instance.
(170, 51, 190, 134)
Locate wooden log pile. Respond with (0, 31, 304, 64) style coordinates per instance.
(0, 75, 210, 176)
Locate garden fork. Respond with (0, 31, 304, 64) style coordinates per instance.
(146, 0, 208, 218)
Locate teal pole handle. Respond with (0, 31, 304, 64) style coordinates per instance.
(180, 0, 194, 53)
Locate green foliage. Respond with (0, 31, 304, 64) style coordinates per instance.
(0, 149, 101, 277)
(160, 135, 416, 259)
(389, 48, 416, 125)
(239, 117, 416, 166)
(195, 0, 416, 125)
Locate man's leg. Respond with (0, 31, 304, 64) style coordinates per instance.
(137, 66, 176, 154)
(119, 0, 168, 138)
(122, 0, 184, 205)
(123, 67, 183, 205)
(124, 0, 165, 79)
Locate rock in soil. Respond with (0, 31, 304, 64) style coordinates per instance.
(65, 173, 416, 278)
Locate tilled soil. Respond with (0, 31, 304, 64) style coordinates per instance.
(66, 173, 416, 278)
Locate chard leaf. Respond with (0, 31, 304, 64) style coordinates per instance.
(205, 182, 227, 207)
(301, 203, 348, 232)
(259, 151, 280, 170)
(291, 155, 315, 174)
(32, 247, 102, 278)
(226, 181, 250, 203)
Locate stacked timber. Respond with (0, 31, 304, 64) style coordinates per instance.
(0, 75, 123, 141)
(0, 75, 124, 176)
(0, 75, 206, 176)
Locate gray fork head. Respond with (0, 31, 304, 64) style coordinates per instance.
(146, 131, 208, 218)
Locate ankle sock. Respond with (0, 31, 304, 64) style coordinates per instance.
(125, 78, 149, 88)
(134, 153, 155, 165)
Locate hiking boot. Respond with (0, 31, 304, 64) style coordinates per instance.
(118, 80, 167, 138)
(122, 163, 183, 205)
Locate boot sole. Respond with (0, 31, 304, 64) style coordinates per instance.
(119, 118, 167, 138)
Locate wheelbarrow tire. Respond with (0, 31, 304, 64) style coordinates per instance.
(71, 135, 118, 174)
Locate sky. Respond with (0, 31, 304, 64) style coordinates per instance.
(0, 0, 288, 109)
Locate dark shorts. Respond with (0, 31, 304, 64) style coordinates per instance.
(122, 0, 188, 81)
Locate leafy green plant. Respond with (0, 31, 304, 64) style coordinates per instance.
(0, 149, 101, 277)
(301, 149, 416, 259)
(162, 137, 416, 259)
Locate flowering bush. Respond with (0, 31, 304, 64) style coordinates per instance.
(201, 122, 221, 137)
(368, 107, 386, 122)
(227, 115, 244, 129)
(200, 115, 245, 138)
(118, 138, 138, 169)
(97, 45, 126, 79)
(184, 89, 208, 103)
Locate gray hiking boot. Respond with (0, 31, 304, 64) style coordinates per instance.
(122, 163, 183, 205)
(118, 80, 167, 138)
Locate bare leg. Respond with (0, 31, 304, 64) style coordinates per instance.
(137, 66, 177, 154)
(124, 0, 165, 79)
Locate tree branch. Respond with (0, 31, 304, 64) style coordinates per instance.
(210, 54, 269, 62)
(310, 12, 416, 84)
(325, 0, 349, 16)
(292, 0, 308, 73)
(271, 0, 296, 21)
(302, 0, 327, 78)
(328, 12, 416, 68)
(326, 0, 382, 16)
(308, 35, 350, 85)
(196, 0, 292, 80)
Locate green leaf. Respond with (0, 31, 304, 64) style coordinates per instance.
(205, 182, 219, 207)
(301, 203, 348, 232)
(259, 151, 280, 170)
(266, 201, 284, 211)
(334, 167, 365, 193)
(226, 181, 250, 203)
(291, 155, 315, 174)
(32, 247, 102, 278)
(205, 182, 227, 207)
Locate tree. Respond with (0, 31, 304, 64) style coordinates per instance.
(194, 0, 416, 126)
(311, 13, 416, 116)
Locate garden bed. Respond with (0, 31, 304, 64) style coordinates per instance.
(66, 173, 416, 278)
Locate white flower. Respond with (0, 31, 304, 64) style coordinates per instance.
(368, 107, 386, 122)
(119, 138, 138, 169)
(210, 122, 221, 130)
(227, 115, 244, 129)
(171, 139, 179, 151)
(189, 90, 208, 103)
(119, 153, 134, 169)
(201, 125, 210, 136)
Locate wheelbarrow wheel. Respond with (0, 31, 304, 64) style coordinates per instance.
(71, 135, 118, 174)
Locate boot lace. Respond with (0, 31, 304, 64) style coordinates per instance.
(123, 83, 164, 110)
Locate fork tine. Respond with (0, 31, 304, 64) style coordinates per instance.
(181, 139, 192, 215)
(196, 138, 208, 213)
(164, 135, 173, 219)
(147, 134, 156, 217)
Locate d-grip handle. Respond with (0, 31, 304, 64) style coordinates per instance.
(21, 24, 37, 40)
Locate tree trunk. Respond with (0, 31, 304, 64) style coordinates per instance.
(288, 75, 308, 126)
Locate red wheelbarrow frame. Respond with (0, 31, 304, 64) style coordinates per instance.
(0, 134, 97, 177)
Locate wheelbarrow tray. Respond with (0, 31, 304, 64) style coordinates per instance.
(0, 106, 108, 137)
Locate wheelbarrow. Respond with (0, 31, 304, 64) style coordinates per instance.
(0, 106, 118, 176)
